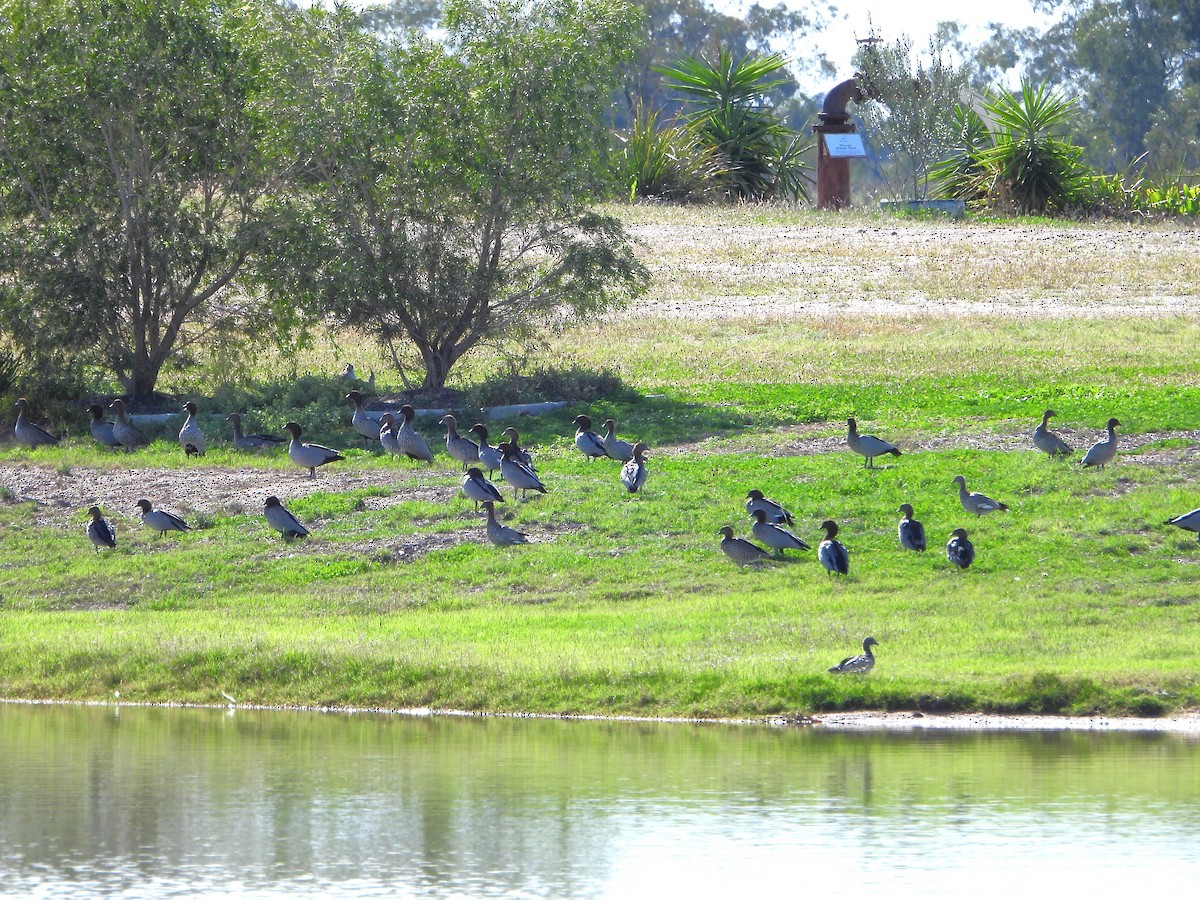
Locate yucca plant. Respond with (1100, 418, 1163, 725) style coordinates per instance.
(612, 101, 724, 202)
(929, 105, 993, 203)
(975, 81, 1089, 214)
(654, 49, 811, 202)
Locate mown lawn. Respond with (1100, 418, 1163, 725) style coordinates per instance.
(2, 208, 1199, 716)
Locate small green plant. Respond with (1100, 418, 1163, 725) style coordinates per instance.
(612, 101, 725, 203)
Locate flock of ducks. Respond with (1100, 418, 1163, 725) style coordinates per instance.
(11, 395, 1200, 676)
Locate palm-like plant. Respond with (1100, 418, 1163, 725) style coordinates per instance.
(978, 81, 1087, 213)
(929, 104, 993, 202)
(655, 49, 811, 201)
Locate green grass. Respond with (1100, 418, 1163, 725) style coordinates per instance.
(2, 208, 1200, 717)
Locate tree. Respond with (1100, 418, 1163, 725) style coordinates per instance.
(253, 0, 648, 393)
(853, 30, 969, 200)
(967, 1, 1200, 173)
(0, 0, 277, 401)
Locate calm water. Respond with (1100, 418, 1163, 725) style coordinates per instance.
(1, 704, 1197, 898)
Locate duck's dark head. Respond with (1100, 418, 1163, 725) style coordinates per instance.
(89, 404, 105, 420)
(264, 496, 282, 509)
(746, 489, 764, 501)
(820, 519, 839, 538)
(183, 401, 198, 416)
(470, 423, 489, 440)
(1107, 417, 1121, 429)
(284, 422, 303, 439)
(345, 390, 363, 405)
(572, 414, 592, 431)
(400, 404, 416, 423)
(135, 499, 152, 513)
(950, 527, 970, 539)
(751, 509, 768, 524)
(718, 525, 735, 539)
(898, 503, 914, 517)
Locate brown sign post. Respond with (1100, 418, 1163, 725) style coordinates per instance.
(813, 78, 865, 210)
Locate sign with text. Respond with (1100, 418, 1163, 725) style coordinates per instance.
(823, 133, 867, 158)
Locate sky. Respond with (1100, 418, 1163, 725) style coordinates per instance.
(710, 1, 1049, 91)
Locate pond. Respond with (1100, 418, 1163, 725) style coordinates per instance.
(1, 704, 1197, 897)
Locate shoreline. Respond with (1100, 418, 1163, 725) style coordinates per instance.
(6, 697, 1200, 734)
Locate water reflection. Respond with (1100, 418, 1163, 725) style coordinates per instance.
(0, 704, 1196, 897)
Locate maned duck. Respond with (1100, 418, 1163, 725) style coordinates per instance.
(828, 636, 878, 674)
(498, 441, 547, 498)
(345, 390, 382, 447)
(441, 414, 480, 470)
(1165, 507, 1200, 541)
(13, 398, 59, 448)
(897, 503, 926, 552)
(946, 527, 975, 569)
(745, 489, 794, 526)
(470, 424, 503, 480)
(463, 466, 504, 511)
(501, 426, 536, 472)
(226, 413, 284, 451)
(573, 414, 610, 462)
(135, 499, 191, 539)
(846, 417, 901, 468)
(1081, 417, 1121, 469)
(750, 508, 810, 556)
(397, 405, 434, 463)
(953, 475, 1008, 515)
(718, 525, 771, 567)
(483, 500, 527, 546)
(818, 520, 850, 577)
(620, 442, 649, 495)
(178, 401, 206, 457)
(88, 404, 120, 448)
(109, 399, 148, 450)
(284, 422, 345, 478)
(601, 419, 635, 462)
(86, 505, 117, 551)
(1033, 409, 1072, 458)
(264, 495, 309, 540)
(378, 413, 403, 456)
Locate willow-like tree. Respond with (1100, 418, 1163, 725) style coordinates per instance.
(0, 0, 277, 400)
(255, 0, 648, 393)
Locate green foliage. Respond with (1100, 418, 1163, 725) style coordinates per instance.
(655, 49, 812, 202)
(612, 102, 725, 202)
(853, 31, 969, 200)
(462, 366, 634, 409)
(932, 81, 1090, 214)
(253, 0, 648, 393)
(0, 0, 279, 400)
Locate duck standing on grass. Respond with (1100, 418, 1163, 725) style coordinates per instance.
(470, 424, 503, 480)
(441, 414, 480, 470)
(846, 417, 901, 468)
(946, 528, 975, 570)
(573, 414, 610, 462)
(110, 399, 148, 450)
(135, 499, 191, 540)
(264, 496, 310, 541)
(397, 404, 434, 463)
(1165, 507, 1200, 541)
(1033, 409, 1073, 458)
(1081, 417, 1121, 469)
(378, 413, 403, 457)
(178, 401, 206, 457)
(226, 413, 284, 451)
(620, 442, 649, 495)
(88, 404, 120, 448)
(750, 509, 810, 556)
(501, 426, 536, 472)
(14, 398, 59, 448)
(953, 475, 1008, 516)
(284, 422, 345, 478)
(86, 506, 117, 552)
(463, 466, 505, 512)
(498, 441, 547, 498)
(745, 489, 794, 525)
(897, 503, 926, 552)
(718, 525, 771, 567)
(345, 390, 381, 448)
(483, 500, 527, 546)
(828, 637, 878, 674)
(601, 418, 635, 462)
(818, 520, 850, 577)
